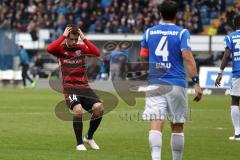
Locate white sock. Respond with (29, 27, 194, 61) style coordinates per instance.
(171, 133, 184, 160)
(231, 105, 240, 135)
(149, 130, 162, 160)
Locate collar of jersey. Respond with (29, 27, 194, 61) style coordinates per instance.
(159, 22, 175, 25)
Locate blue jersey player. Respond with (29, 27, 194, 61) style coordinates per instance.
(140, 1, 202, 160)
(215, 15, 240, 141)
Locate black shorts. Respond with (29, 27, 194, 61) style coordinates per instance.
(64, 88, 101, 111)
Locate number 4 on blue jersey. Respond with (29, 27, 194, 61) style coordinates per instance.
(140, 23, 192, 87)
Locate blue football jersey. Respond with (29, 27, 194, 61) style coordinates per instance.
(141, 23, 191, 87)
(224, 30, 240, 78)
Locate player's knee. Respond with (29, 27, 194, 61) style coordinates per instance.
(231, 96, 240, 106)
(92, 102, 104, 117)
(73, 105, 82, 116)
(171, 123, 184, 133)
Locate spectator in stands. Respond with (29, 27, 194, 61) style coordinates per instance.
(220, 0, 226, 13)
(56, 0, 68, 15)
(101, 0, 112, 9)
(27, 19, 38, 41)
(217, 18, 229, 35)
(55, 14, 66, 35)
(208, 23, 218, 36)
(27, 0, 37, 16)
(18, 45, 36, 88)
(0, 0, 237, 34)
(41, 13, 53, 28)
(225, 6, 236, 27)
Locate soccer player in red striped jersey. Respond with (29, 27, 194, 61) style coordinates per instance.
(47, 25, 104, 151)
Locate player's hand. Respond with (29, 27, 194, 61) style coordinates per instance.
(63, 27, 72, 37)
(215, 73, 222, 87)
(78, 28, 86, 40)
(193, 84, 202, 102)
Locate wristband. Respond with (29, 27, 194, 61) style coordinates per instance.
(192, 76, 199, 84)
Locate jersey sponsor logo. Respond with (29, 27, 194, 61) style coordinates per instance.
(76, 50, 82, 55)
(62, 59, 84, 64)
(149, 30, 179, 36)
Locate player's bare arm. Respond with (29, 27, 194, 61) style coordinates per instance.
(182, 49, 202, 102)
(215, 49, 231, 87)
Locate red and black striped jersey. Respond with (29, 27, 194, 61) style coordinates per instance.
(47, 36, 100, 93)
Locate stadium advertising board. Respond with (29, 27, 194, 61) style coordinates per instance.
(199, 67, 232, 88)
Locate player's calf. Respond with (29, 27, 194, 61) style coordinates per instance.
(171, 123, 184, 160)
(149, 130, 162, 160)
(72, 104, 84, 148)
(84, 102, 103, 148)
(171, 133, 184, 160)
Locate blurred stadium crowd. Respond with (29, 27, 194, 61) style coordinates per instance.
(0, 0, 237, 35)
(0, 0, 239, 84)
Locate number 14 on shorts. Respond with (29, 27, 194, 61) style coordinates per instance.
(69, 94, 77, 102)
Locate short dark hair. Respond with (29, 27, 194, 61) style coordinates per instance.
(160, 1, 178, 21)
(66, 24, 79, 36)
(234, 15, 240, 29)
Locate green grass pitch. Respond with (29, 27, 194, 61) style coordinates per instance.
(0, 89, 240, 160)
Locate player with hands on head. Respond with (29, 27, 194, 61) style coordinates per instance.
(47, 24, 104, 151)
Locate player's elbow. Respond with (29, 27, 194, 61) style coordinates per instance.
(183, 55, 193, 63)
(46, 45, 56, 54)
(94, 49, 101, 56)
(46, 45, 53, 53)
(182, 50, 194, 63)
